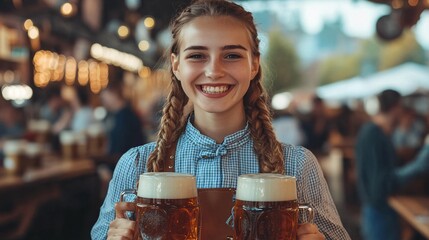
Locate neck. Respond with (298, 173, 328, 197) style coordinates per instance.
(373, 113, 395, 135)
(193, 109, 246, 144)
(112, 101, 126, 112)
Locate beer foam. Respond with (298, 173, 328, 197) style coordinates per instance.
(137, 173, 197, 199)
(236, 174, 297, 202)
(87, 123, 104, 137)
(3, 140, 26, 155)
(60, 131, 75, 144)
(25, 143, 42, 157)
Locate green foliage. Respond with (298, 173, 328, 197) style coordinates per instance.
(264, 30, 301, 96)
(318, 30, 426, 86)
(319, 54, 361, 85)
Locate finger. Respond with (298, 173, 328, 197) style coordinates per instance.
(297, 223, 325, 240)
(107, 236, 132, 240)
(115, 202, 136, 218)
(297, 223, 319, 236)
(108, 219, 136, 239)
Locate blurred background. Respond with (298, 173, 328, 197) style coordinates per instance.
(0, 0, 428, 239)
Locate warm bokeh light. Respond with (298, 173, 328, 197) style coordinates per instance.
(138, 40, 150, 51)
(408, 0, 419, 6)
(65, 57, 77, 85)
(23, 19, 33, 31)
(118, 25, 130, 39)
(32, 49, 109, 92)
(1, 84, 33, 101)
(144, 17, 155, 29)
(392, 0, 404, 9)
(61, 3, 74, 16)
(78, 60, 89, 86)
(90, 43, 143, 72)
(138, 66, 151, 79)
(27, 26, 39, 39)
(3, 70, 15, 83)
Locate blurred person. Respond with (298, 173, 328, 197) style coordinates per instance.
(355, 89, 429, 240)
(92, 1, 350, 239)
(39, 83, 72, 134)
(0, 99, 26, 140)
(392, 106, 425, 150)
(100, 81, 147, 168)
(0, 99, 26, 162)
(300, 96, 331, 156)
(67, 86, 94, 132)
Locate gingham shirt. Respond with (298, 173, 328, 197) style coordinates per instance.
(91, 121, 350, 239)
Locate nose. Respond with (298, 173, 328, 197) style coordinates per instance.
(205, 58, 225, 79)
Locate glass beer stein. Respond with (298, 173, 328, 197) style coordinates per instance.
(233, 174, 314, 240)
(121, 172, 200, 240)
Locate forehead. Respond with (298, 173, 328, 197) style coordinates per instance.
(178, 16, 252, 51)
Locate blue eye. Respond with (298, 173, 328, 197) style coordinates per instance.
(187, 54, 205, 60)
(225, 54, 241, 59)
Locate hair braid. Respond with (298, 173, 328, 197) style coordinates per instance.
(245, 80, 284, 174)
(146, 77, 188, 172)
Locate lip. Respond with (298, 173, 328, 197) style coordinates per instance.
(196, 84, 234, 98)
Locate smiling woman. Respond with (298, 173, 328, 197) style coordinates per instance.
(91, 1, 351, 239)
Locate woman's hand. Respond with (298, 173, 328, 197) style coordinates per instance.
(297, 223, 326, 240)
(107, 202, 137, 240)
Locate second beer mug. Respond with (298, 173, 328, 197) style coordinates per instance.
(233, 174, 313, 240)
(121, 172, 200, 240)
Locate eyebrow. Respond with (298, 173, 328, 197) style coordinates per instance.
(183, 45, 248, 51)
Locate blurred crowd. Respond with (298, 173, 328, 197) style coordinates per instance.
(0, 81, 157, 173)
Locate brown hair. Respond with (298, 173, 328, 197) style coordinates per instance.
(147, 0, 284, 174)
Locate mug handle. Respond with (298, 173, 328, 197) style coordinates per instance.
(298, 203, 314, 224)
(120, 189, 137, 221)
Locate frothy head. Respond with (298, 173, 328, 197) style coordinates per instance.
(137, 172, 197, 199)
(236, 174, 297, 202)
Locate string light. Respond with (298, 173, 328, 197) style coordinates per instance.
(408, 0, 419, 6)
(27, 26, 39, 39)
(23, 19, 33, 31)
(144, 17, 155, 29)
(138, 40, 150, 51)
(61, 3, 74, 17)
(118, 25, 130, 39)
(392, 0, 404, 9)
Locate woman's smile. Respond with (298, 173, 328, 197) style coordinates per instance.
(198, 84, 234, 96)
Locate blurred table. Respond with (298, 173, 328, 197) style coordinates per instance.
(0, 157, 100, 240)
(388, 196, 429, 239)
(0, 158, 95, 190)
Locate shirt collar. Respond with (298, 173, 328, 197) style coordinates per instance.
(184, 116, 251, 151)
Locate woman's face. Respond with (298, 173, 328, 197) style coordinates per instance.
(171, 16, 259, 117)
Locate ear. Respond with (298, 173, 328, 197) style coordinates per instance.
(250, 55, 260, 80)
(171, 53, 180, 81)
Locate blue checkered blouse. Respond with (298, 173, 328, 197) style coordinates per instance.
(91, 120, 350, 239)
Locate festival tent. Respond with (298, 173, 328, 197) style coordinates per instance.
(316, 62, 429, 102)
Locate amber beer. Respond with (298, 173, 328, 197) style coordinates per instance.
(234, 174, 311, 240)
(135, 173, 199, 240)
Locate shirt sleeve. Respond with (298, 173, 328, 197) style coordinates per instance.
(90, 148, 140, 240)
(295, 147, 351, 240)
(395, 144, 429, 186)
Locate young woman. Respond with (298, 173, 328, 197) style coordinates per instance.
(91, 1, 350, 239)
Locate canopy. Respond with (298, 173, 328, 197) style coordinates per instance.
(316, 62, 429, 101)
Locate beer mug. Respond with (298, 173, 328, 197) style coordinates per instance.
(121, 172, 200, 240)
(233, 174, 313, 240)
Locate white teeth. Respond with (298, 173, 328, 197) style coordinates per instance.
(202, 85, 229, 94)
